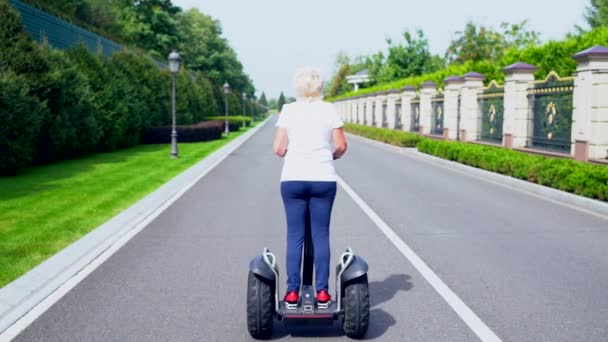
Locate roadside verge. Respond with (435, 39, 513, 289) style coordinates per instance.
(0, 116, 272, 336)
(346, 132, 608, 220)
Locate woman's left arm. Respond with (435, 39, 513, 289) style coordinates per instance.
(273, 127, 288, 157)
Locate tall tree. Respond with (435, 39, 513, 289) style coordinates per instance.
(586, 0, 608, 28)
(115, 0, 181, 59)
(258, 92, 268, 108)
(277, 92, 286, 112)
(446, 20, 539, 65)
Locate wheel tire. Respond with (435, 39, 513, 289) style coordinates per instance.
(342, 275, 370, 339)
(246, 271, 274, 339)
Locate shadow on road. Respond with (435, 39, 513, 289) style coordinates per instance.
(369, 273, 414, 308)
(270, 274, 413, 340)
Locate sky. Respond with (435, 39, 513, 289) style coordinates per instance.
(173, 0, 589, 99)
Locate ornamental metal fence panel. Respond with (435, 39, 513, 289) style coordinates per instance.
(395, 101, 402, 129)
(527, 72, 574, 153)
(478, 81, 504, 143)
(372, 102, 377, 126)
(8, 0, 166, 68)
(431, 91, 445, 135)
(410, 97, 420, 133)
(381, 100, 388, 128)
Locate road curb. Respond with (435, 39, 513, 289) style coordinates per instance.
(345, 133, 608, 219)
(0, 116, 273, 336)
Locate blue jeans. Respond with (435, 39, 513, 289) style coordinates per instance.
(281, 181, 337, 293)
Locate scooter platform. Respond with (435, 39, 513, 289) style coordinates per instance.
(278, 301, 339, 320)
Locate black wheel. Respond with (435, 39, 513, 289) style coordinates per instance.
(342, 274, 370, 339)
(247, 271, 274, 339)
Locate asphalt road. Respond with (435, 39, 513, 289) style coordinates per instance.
(14, 117, 608, 341)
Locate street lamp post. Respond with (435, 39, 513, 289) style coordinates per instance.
(242, 93, 247, 128)
(168, 50, 181, 159)
(252, 95, 256, 123)
(223, 82, 230, 135)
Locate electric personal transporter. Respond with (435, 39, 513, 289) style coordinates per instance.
(247, 210, 370, 339)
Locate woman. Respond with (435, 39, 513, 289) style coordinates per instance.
(272, 66, 347, 307)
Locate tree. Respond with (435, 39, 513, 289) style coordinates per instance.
(586, 0, 608, 28)
(258, 92, 268, 108)
(446, 21, 540, 65)
(383, 29, 438, 80)
(446, 22, 504, 64)
(115, 0, 181, 59)
(277, 92, 286, 112)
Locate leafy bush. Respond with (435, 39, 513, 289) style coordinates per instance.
(141, 121, 223, 144)
(417, 139, 608, 201)
(0, 0, 48, 174)
(0, 71, 46, 175)
(344, 123, 424, 148)
(207, 115, 252, 132)
(35, 47, 98, 163)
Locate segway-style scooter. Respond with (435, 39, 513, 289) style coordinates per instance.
(247, 209, 370, 339)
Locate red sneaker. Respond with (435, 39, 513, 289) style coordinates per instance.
(284, 291, 299, 304)
(317, 290, 331, 303)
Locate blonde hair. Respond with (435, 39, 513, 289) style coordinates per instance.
(293, 66, 323, 100)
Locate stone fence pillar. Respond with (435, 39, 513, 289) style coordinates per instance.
(357, 97, 365, 125)
(386, 89, 400, 129)
(419, 81, 437, 135)
(443, 76, 464, 140)
(459, 72, 486, 142)
(503, 62, 538, 148)
(572, 46, 608, 161)
(365, 93, 376, 126)
(400, 86, 417, 132)
(374, 92, 386, 128)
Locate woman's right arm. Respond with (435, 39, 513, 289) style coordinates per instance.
(332, 128, 347, 160)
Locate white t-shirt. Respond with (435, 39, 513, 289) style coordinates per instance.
(276, 100, 344, 182)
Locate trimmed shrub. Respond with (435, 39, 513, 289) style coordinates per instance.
(207, 116, 252, 131)
(0, 71, 46, 175)
(34, 47, 98, 163)
(141, 121, 223, 144)
(417, 139, 608, 201)
(0, 0, 48, 174)
(344, 123, 424, 148)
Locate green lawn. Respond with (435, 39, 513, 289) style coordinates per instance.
(0, 127, 253, 287)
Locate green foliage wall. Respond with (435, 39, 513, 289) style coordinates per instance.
(0, 0, 223, 174)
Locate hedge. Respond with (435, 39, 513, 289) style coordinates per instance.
(344, 123, 424, 148)
(207, 116, 252, 132)
(0, 2, 221, 174)
(418, 139, 608, 201)
(141, 121, 223, 144)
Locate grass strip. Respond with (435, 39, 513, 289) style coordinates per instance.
(0, 126, 254, 287)
(344, 123, 607, 202)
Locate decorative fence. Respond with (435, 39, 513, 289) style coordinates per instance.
(371, 102, 377, 126)
(527, 72, 574, 152)
(411, 96, 420, 133)
(337, 46, 608, 161)
(478, 81, 504, 143)
(381, 98, 388, 128)
(431, 91, 445, 136)
(8, 0, 166, 68)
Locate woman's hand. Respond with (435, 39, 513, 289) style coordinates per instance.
(332, 128, 347, 160)
(273, 127, 288, 157)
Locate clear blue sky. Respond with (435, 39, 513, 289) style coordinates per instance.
(173, 0, 589, 99)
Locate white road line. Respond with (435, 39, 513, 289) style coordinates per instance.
(337, 175, 502, 342)
(0, 120, 271, 342)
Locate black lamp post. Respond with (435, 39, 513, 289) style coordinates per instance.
(223, 82, 230, 135)
(242, 92, 247, 128)
(251, 95, 256, 123)
(168, 50, 181, 159)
